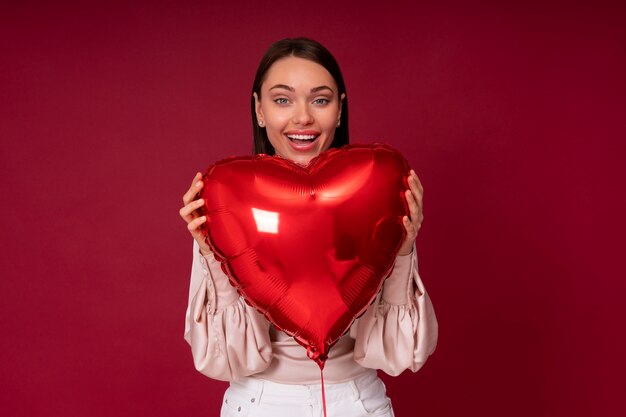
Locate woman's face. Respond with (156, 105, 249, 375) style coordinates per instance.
(254, 56, 345, 166)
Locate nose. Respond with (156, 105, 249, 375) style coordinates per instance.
(292, 102, 314, 126)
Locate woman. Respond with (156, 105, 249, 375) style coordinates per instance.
(180, 37, 438, 417)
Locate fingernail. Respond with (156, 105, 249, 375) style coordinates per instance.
(197, 198, 204, 204)
(195, 181, 202, 187)
(200, 216, 206, 221)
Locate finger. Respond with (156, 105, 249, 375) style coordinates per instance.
(408, 175, 423, 203)
(182, 173, 204, 205)
(410, 170, 424, 195)
(405, 190, 419, 226)
(187, 215, 207, 239)
(190, 171, 202, 187)
(179, 198, 205, 222)
(407, 171, 424, 216)
(409, 177, 423, 219)
(403, 215, 417, 239)
(182, 172, 203, 202)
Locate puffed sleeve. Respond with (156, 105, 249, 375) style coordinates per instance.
(184, 240, 273, 381)
(351, 248, 438, 376)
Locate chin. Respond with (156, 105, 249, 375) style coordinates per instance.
(291, 154, 316, 166)
(274, 138, 332, 166)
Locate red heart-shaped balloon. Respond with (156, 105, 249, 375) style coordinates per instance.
(200, 143, 409, 368)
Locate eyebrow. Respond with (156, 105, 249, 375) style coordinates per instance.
(268, 84, 335, 93)
(311, 85, 334, 93)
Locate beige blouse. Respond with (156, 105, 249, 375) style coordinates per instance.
(184, 240, 438, 384)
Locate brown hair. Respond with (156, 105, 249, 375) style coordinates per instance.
(251, 37, 349, 155)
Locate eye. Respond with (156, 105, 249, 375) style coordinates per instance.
(273, 97, 289, 105)
(313, 98, 330, 105)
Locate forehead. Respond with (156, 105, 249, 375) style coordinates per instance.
(262, 56, 337, 91)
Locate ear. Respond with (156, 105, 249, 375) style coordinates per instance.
(254, 92, 264, 124)
(338, 93, 346, 119)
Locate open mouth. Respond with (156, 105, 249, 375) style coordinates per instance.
(286, 133, 320, 145)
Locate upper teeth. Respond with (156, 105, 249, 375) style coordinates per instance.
(287, 134, 317, 140)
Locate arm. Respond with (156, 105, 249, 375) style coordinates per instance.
(184, 241, 273, 380)
(351, 170, 437, 375)
(180, 173, 272, 381)
(350, 247, 438, 376)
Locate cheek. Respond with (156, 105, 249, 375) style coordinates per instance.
(320, 106, 341, 126)
(266, 132, 284, 151)
(320, 127, 338, 152)
(265, 110, 290, 128)
(320, 114, 339, 135)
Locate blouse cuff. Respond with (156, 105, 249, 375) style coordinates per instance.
(381, 249, 416, 305)
(187, 272, 273, 380)
(197, 246, 241, 313)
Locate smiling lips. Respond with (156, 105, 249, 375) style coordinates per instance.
(285, 130, 321, 151)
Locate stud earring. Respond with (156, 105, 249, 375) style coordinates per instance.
(259, 120, 265, 127)
(336, 120, 341, 127)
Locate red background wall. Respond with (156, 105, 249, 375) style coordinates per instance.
(1, 1, 624, 416)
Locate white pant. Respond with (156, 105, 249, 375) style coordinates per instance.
(220, 369, 394, 417)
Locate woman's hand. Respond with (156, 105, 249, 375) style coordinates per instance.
(179, 172, 212, 256)
(398, 170, 424, 256)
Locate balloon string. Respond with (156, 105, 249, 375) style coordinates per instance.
(320, 367, 327, 417)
